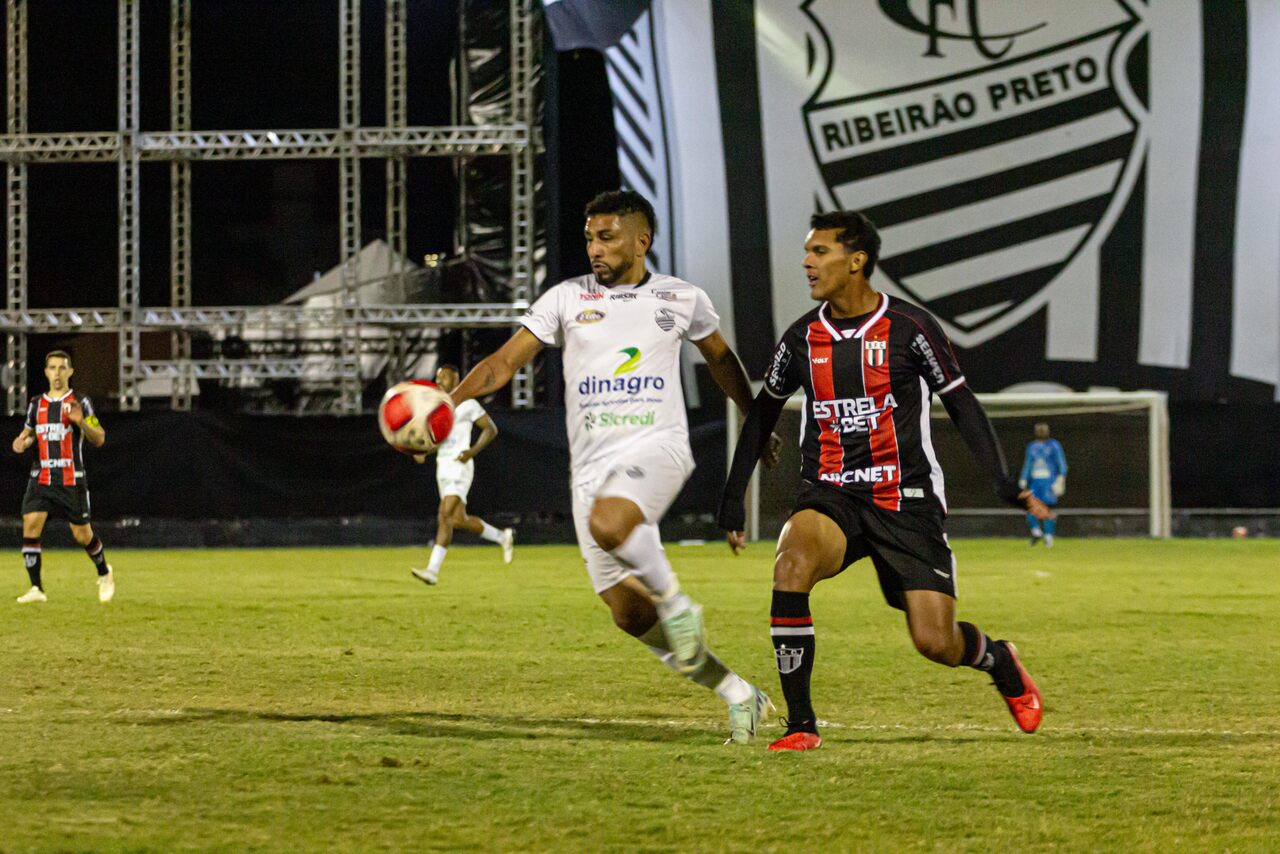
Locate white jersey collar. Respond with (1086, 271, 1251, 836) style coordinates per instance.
(819, 293, 889, 340)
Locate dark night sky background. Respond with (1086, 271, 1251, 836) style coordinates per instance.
(16, 0, 516, 310)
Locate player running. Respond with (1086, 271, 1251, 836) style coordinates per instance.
(450, 189, 778, 744)
(411, 363, 514, 586)
(719, 211, 1050, 750)
(10, 350, 115, 604)
(1020, 422, 1067, 547)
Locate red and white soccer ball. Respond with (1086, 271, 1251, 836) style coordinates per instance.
(378, 380, 455, 455)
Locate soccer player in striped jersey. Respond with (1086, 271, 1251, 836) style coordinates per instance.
(10, 350, 115, 603)
(720, 211, 1050, 750)
(1020, 422, 1068, 546)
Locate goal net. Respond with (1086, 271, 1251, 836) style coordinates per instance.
(728, 390, 1171, 540)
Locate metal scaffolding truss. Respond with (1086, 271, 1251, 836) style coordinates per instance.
(0, 0, 538, 414)
(0, 304, 528, 334)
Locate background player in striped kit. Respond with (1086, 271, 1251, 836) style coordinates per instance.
(411, 363, 514, 586)
(720, 211, 1051, 750)
(1020, 422, 1068, 546)
(10, 351, 115, 604)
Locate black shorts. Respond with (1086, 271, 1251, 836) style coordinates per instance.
(21, 479, 92, 524)
(791, 480, 955, 610)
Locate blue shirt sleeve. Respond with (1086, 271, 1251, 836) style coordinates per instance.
(1020, 443, 1033, 483)
(1051, 439, 1067, 477)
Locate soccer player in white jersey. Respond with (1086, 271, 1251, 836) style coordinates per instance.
(450, 190, 778, 744)
(411, 363, 514, 586)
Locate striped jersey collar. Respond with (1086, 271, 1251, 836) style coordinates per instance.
(818, 293, 890, 340)
(42, 390, 73, 402)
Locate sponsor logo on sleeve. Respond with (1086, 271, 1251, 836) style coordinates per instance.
(768, 344, 793, 392)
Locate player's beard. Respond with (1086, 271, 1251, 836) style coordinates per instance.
(592, 260, 627, 285)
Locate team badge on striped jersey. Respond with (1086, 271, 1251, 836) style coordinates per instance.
(653, 308, 676, 331)
(864, 338, 888, 367)
(801, 0, 1144, 347)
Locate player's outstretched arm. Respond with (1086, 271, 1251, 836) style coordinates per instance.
(11, 427, 33, 454)
(941, 386, 1050, 519)
(452, 328, 544, 406)
(717, 386, 789, 553)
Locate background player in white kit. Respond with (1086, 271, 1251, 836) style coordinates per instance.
(411, 364, 514, 586)
(449, 190, 779, 744)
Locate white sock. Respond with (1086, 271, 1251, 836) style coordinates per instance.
(608, 523, 678, 601)
(713, 672, 754, 705)
(479, 521, 503, 543)
(426, 544, 447, 573)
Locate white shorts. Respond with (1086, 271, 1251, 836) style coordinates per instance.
(570, 440, 695, 594)
(435, 458, 475, 501)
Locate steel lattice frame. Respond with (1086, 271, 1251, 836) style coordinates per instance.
(0, 0, 538, 415)
(6, 0, 27, 412)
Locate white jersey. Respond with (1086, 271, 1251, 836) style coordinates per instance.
(521, 272, 719, 472)
(436, 398, 486, 463)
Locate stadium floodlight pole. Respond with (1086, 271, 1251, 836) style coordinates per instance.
(5, 0, 28, 416)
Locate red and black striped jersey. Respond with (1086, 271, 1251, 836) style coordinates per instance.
(23, 392, 96, 485)
(764, 294, 966, 513)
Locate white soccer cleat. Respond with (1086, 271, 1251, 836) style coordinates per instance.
(16, 586, 47, 604)
(97, 566, 115, 603)
(1044, 535, 1055, 548)
(411, 567, 439, 586)
(501, 528, 515, 565)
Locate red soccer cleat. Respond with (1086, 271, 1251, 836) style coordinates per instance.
(767, 731, 822, 751)
(1000, 641, 1043, 733)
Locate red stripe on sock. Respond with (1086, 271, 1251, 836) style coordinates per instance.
(770, 616, 814, 626)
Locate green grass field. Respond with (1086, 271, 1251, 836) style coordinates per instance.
(2, 539, 1278, 852)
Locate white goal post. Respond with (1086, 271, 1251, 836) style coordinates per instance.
(727, 389, 1171, 540)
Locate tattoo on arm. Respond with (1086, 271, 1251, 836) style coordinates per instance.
(479, 364, 497, 393)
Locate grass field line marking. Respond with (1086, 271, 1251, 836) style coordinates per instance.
(34, 708, 1276, 738)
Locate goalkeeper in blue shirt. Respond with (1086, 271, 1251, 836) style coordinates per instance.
(1019, 423, 1067, 546)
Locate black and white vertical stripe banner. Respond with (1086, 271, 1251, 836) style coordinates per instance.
(596, 0, 1279, 401)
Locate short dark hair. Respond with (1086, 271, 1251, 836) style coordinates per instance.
(44, 350, 72, 368)
(584, 190, 658, 238)
(436, 363, 460, 375)
(809, 210, 881, 277)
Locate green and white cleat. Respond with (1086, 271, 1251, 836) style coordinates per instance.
(97, 566, 115, 603)
(659, 601, 706, 674)
(726, 687, 775, 745)
(410, 567, 439, 586)
(16, 586, 47, 604)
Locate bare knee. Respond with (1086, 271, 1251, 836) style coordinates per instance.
(773, 549, 821, 592)
(69, 525, 95, 546)
(589, 514, 631, 553)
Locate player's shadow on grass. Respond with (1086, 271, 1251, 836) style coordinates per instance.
(142, 707, 712, 744)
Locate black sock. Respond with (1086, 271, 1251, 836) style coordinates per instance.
(22, 537, 42, 590)
(85, 537, 109, 576)
(771, 590, 818, 732)
(959, 621, 1023, 697)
